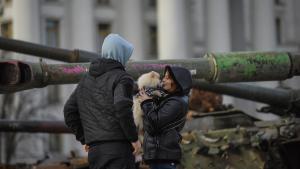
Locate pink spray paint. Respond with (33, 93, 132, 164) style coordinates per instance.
(62, 65, 87, 74)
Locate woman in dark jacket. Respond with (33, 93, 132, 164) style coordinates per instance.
(139, 66, 192, 169)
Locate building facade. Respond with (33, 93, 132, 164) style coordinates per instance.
(0, 0, 300, 164)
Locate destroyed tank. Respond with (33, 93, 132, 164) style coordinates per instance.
(181, 83, 300, 169)
(0, 37, 300, 169)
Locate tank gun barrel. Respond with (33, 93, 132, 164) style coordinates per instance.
(194, 80, 300, 112)
(0, 120, 71, 133)
(1, 37, 300, 82)
(0, 36, 98, 62)
(2, 55, 300, 94)
(0, 60, 89, 93)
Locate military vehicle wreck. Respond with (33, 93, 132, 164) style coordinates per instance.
(181, 109, 300, 169)
(0, 37, 299, 169)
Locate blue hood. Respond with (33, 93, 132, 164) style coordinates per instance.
(101, 34, 134, 66)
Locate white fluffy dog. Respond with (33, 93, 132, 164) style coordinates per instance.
(133, 71, 161, 131)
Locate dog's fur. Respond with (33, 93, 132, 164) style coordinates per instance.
(133, 71, 161, 131)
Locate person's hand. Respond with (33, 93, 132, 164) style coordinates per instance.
(83, 144, 89, 152)
(139, 88, 152, 102)
(131, 140, 141, 155)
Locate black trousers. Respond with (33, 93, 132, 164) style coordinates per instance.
(88, 141, 135, 169)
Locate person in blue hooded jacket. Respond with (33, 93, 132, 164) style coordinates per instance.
(139, 66, 192, 169)
(64, 34, 141, 169)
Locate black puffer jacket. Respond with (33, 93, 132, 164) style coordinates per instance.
(64, 58, 138, 145)
(141, 66, 192, 163)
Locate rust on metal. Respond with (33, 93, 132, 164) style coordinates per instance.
(0, 61, 20, 85)
(0, 61, 89, 93)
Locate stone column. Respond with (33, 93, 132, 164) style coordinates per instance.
(12, 0, 40, 60)
(206, 0, 231, 52)
(192, 0, 205, 56)
(11, 0, 46, 163)
(206, 0, 233, 105)
(70, 0, 95, 50)
(157, 0, 191, 59)
(253, 0, 276, 50)
(118, 0, 145, 60)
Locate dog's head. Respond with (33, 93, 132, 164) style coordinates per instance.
(137, 71, 161, 89)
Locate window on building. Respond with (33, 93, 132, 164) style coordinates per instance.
(97, 0, 110, 6)
(47, 85, 60, 103)
(44, 0, 60, 3)
(0, 6, 3, 16)
(0, 1, 3, 15)
(1, 21, 12, 38)
(46, 19, 60, 47)
(49, 134, 62, 152)
(275, 17, 282, 45)
(45, 19, 61, 104)
(274, 0, 284, 6)
(4, 0, 12, 5)
(149, 25, 158, 58)
(1, 21, 12, 58)
(97, 23, 111, 50)
(148, 0, 156, 8)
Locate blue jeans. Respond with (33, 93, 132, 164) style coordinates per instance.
(149, 163, 176, 169)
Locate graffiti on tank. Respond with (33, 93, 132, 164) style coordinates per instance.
(62, 65, 87, 74)
(132, 64, 177, 70)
